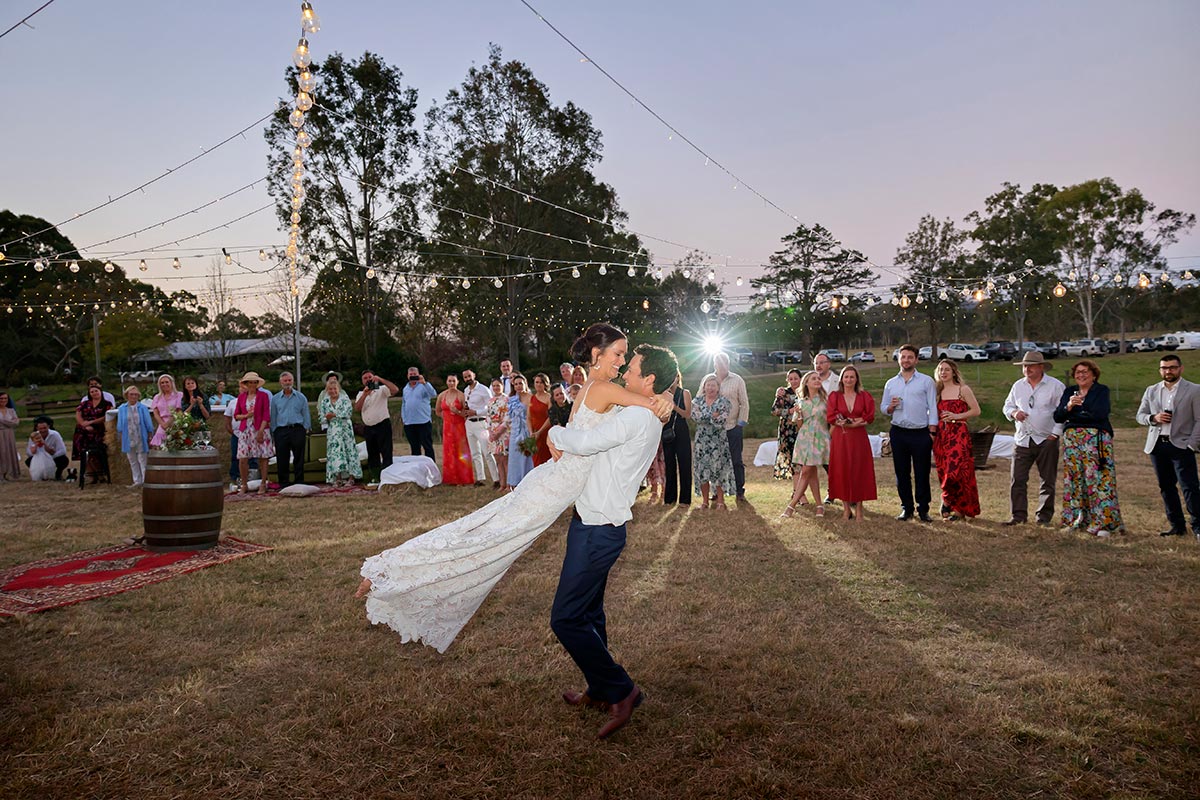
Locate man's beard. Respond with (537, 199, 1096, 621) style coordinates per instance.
(1165, 374, 1180, 384)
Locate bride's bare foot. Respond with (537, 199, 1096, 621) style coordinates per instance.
(354, 577, 372, 598)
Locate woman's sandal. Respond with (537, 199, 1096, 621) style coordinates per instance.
(780, 504, 796, 519)
(714, 501, 728, 511)
(815, 505, 825, 517)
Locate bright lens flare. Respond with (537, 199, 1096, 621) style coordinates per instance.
(702, 335, 726, 356)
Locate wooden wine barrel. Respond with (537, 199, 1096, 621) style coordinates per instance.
(142, 449, 225, 551)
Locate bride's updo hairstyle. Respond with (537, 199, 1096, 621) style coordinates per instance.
(571, 323, 626, 367)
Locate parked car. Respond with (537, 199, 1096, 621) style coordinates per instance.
(945, 343, 988, 362)
(982, 341, 1019, 361)
(849, 351, 876, 363)
(917, 346, 935, 360)
(730, 347, 755, 366)
(1061, 340, 1104, 357)
(1034, 342, 1060, 358)
(1154, 334, 1181, 351)
(817, 348, 846, 362)
(1077, 338, 1107, 356)
(1129, 337, 1158, 353)
(768, 350, 805, 365)
(1103, 339, 1121, 354)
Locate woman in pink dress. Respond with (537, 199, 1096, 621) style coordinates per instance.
(148, 374, 183, 448)
(233, 371, 274, 494)
(437, 375, 474, 485)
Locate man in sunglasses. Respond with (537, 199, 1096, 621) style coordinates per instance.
(1001, 351, 1065, 527)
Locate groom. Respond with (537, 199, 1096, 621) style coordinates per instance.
(546, 343, 679, 739)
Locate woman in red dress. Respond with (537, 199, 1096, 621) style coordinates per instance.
(932, 359, 981, 519)
(826, 365, 877, 522)
(529, 373, 552, 466)
(437, 375, 474, 485)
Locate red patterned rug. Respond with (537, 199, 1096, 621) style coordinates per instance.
(0, 537, 273, 615)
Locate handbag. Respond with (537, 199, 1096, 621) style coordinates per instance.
(661, 388, 681, 444)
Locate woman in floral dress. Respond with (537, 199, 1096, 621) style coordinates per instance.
(1053, 360, 1124, 537)
(771, 369, 802, 480)
(319, 372, 361, 487)
(782, 372, 830, 517)
(933, 359, 981, 520)
(72, 384, 112, 482)
(233, 372, 274, 494)
(692, 374, 735, 510)
(486, 378, 509, 491)
(505, 374, 534, 488)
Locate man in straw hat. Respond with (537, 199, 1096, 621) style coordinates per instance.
(1001, 351, 1065, 526)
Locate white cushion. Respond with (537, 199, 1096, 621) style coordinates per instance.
(277, 483, 321, 497)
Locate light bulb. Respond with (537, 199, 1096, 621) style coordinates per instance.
(627, 266, 636, 277)
(915, 294, 924, 304)
(735, 276, 743, 287)
(655, 268, 663, 280)
(292, 185, 306, 201)
(1068, 270, 1077, 281)
(139, 259, 148, 272)
(224, 253, 233, 265)
(1053, 282, 1066, 298)
(830, 297, 840, 309)
(974, 289, 985, 302)
(1160, 271, 1170, 282)
(332, 262, 342, 273)
(642, 300, 650, 310)
(296, 91, 313, 112)
(293, 37, 311, 69)
(259, 249, 268, 261)
(493, 277, 503, 288)
(291, 211, 301, 224)
(291, 196, 304, 210)
(461, 278, 470, 289)
(68, 261, 79, 273)
(1185, 271, 1194, 280)
(1138, 273, 1150, 289)
(289, 109, 305, 129)
(296, 130, 312, 148)
(103, 261, 114, 273)
(598, 265, 607, 276)
(293, 146, 303, 159)
(683, 269, 691, 279)
(707, 269, 716, 281)
(899, 294, 911, 309)
(1024, 259, 1034, 267)
(429, 276, 438, 287)
(172, 258, 181, 270)
(543, 272, 551, 284)
(890, 295, 900, 306)
(366, 268, 376, 279)
(298, 70, 317, 94)
(700, 300, 711, 313)
(571, 267, 580, 278)
(1113, 273, 1122, 283)
(34, 260, 45, 272)
(300, 2, 321, 33)
(939, 290, 948, 301)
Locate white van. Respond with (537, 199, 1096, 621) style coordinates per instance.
(1173, 332, 1200, 350)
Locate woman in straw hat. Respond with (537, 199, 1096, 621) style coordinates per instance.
(233, 371, 274, 494)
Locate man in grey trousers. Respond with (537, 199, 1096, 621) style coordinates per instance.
(1001, 352, 1065, 526)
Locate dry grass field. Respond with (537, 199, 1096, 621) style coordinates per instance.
(1, 438, 1198, 799)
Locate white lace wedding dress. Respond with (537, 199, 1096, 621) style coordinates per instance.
(361, 387, 616, 652)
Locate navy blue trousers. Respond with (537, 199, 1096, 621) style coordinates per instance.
(890, 425, 933, 514)
(550, 516, 634, 704)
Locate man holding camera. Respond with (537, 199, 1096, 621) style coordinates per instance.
(397, 367, 437, 461)
(354, 369, 401, 479)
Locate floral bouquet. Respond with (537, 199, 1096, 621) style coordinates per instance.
(163, 408, 212, 451)
(517, 435, 539, 457)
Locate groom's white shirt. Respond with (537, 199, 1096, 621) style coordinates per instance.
(548, 406, 661, 527)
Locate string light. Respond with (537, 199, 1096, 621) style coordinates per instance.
(139, 259, 148, 272)
(627, 266, 636, 277)
(571, 266, 580, 278)
(68, 261, 79, 273)
(598, 265, 607, 275)
(366, 268, 376, 279)
(493, 277, 503, 288)
(735, 276, 743, 287)
(293, 37, 311, 69)
(103, 261, 114, 273)
(172, 257, 182, 270)
(1053, 282, 1066, 297)
(543, 271, 552, 284)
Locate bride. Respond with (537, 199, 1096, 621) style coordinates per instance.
(355, 323, 673, 652)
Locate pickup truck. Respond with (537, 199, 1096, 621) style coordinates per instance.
(945, 343, 988, 362)
(1061, 340, 1105, 357)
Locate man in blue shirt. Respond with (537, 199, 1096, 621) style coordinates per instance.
(397, 366, 437, 460)
(270, 371, 311, 488)
(208, 380, 236, 407)
(881, 344, 939, 522)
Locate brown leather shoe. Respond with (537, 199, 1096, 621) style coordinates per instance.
(597, 686, 643, 739)
(562, 689, 609, 713)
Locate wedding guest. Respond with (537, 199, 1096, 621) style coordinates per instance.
(558, 362, 575, 395)
(1136, 354, 1200, 538)
(181, 375, 211, 421)
(661, 375, 693, 506)
(506, 373, 534, 487)
(116, 385, 153, 486)
(692, 374, 735, 510)
(699, 352, 749, 502)
(782, 371, 830, 517)
(358, 369, 403, 473)
(271, 371, 311, 488)
(224, 399, 256, 483)
(827, 365, 876, 522)
(79, 375, 116, 406)
(771, 369, 802, 481)
(548, 384, 571, 428)
(233, 371, 274, 495)
(571, 365, 588, 389)
(462, 369, 497, 487)
(530, 373, 552, 466)
(209, 380, 236, 407)
(437, 374, 474, 486)
(1054, 360, 1124, 536)
(26, 417, 68, 481)
(318, 372, 361, 487)
(486, 378, 510, 491)
(73, 384, 112, 482)
(881, 344, 938, 522)
(148, 374, 183, 448)
(933, 359, 981, 520)
(0, 390, 20, 480)
(568, 383, 583, 403)
(1001, 351, 1065, 527)
(812, 353, 841, 397)
(498, 359, 515, 395)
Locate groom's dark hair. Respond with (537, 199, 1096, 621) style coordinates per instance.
(634, 344, 680, 394)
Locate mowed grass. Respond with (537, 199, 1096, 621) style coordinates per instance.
(2, 437, 1199, 799)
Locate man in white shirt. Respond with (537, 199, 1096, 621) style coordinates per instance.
(461, 368, 497, 487)
(881, 344, 940, 521)
(812, 353, 841, 397)
(26, 417, 69, 480)
(546, 343, 676, 740)
(80, 376, 116, 406)
(558, 362, 575, 396)
(698, 352, 750, 501)
(1135, 354, 1200, 537)
(1001, 351, 1065, 527)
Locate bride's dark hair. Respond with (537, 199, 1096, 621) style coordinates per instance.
(570, 323, 626, 367)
